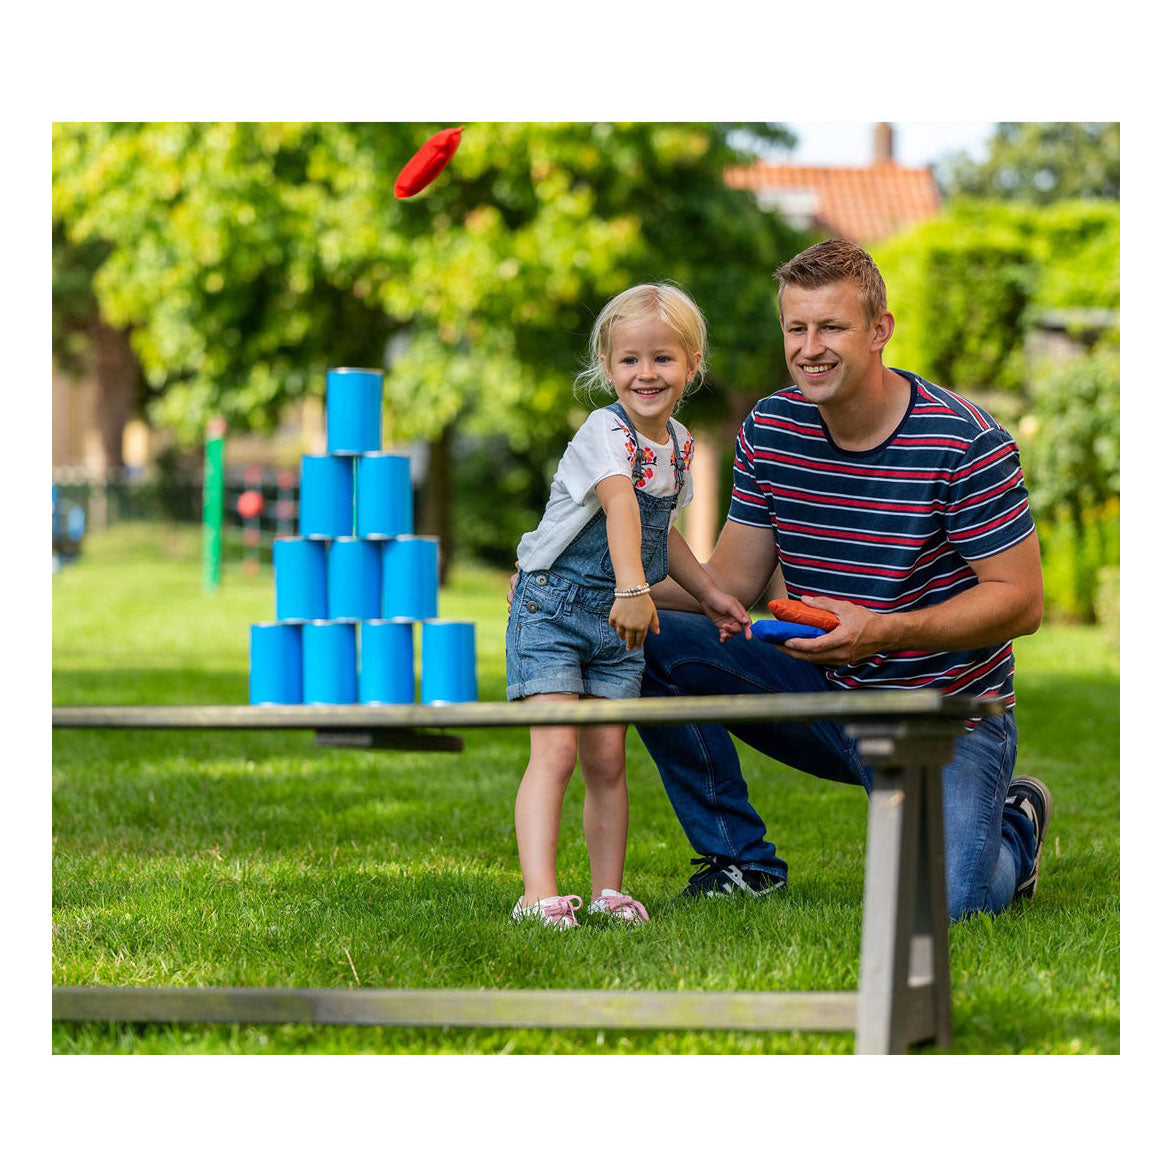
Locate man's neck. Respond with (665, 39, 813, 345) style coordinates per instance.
(820, 367, 911, 451)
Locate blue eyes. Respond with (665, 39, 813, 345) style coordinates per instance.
(619, 355, 674, 363)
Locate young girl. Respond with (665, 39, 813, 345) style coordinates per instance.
(505, 283, 750, 928)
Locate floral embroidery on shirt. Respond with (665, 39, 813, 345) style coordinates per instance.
(616, 427, 658, 489)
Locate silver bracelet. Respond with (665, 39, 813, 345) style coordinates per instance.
(613, 583, 651, 598)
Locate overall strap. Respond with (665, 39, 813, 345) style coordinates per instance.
(604, 401, 643, 481)
(604, 401, 685, 491)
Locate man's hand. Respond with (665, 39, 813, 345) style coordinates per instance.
(772, 595, 888, 665)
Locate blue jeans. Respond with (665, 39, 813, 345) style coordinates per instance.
(637, 612, 1037, 920)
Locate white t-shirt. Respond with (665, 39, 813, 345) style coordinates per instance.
(516, 407, 695, 572)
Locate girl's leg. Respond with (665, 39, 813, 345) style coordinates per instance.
(578, 722, 630, 899)
(514, 694, 580, 905)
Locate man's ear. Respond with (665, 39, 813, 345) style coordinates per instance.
(872, 311, 895, 350)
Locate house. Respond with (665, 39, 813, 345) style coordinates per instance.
(724, 123, 942, 244)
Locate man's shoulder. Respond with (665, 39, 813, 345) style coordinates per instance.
(902, 371, 1008, 439)
(744, 385, 811, 425)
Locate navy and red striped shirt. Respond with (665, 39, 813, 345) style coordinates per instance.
(729, 369, 1036, 707)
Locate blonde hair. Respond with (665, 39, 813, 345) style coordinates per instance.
(574, 282, 709, 401)
(774, 238, 888, 324)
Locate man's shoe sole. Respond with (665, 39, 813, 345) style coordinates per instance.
(1008, 775, 1053, 899)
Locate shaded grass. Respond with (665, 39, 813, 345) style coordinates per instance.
(52, 523, 1119, 1054)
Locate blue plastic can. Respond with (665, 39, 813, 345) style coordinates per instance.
(299, 454, 354, 539)
(356, 452, 413, 538)
(274, 537, 328, 622)
(326, 367, 383, 455)
(302, 620, 358, 704)
(421, 620, 477, 704)
(359, 620, 415, 704)
(328, 537, 381, 621)
(249, 623, 303, 704)
(381, 536, 439, 620)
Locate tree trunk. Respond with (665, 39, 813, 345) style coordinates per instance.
(418, 423, 454, 585)
(90, 318, 138, 475)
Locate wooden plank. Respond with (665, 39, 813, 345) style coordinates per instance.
(53, 985, 858, 1033)
(52, 692, 1004, 732)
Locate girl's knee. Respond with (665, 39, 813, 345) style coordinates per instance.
(527, 726, 580, 783)
(582, 761, 626, 793)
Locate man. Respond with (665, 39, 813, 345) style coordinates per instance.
(639, 238, 1051, 920)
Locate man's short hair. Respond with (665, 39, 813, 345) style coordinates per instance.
(774, 238, 888, 324)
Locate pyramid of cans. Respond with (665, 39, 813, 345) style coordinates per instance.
(249, 367, 477, 706)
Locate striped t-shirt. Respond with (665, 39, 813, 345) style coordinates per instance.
(729, 369, 1036, 707)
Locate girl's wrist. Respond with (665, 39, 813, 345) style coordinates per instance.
(614, 582, 651, 598)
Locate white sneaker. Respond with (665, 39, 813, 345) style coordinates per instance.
(586, 888, 649, 923)
(511, 894, 583, 929)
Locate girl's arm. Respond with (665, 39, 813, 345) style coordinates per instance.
(595, 474, 658, 650)
(667, 528, 751, 640)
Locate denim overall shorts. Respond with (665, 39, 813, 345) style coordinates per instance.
(506, 402, 684, 701)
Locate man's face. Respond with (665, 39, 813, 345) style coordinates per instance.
(779, 280, 889, 407)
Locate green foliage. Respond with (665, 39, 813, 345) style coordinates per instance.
(52, 122, 806, 449)
(876, 215, 1033, 391)
(1035, 507, 1120, 625)
(874, 200, 1119, 392)
(1020, 347, 1120, 522)
(52, 525, 1119, 1054)
(949, 199, 1121, 312)
(940, 122, 1120, 204)
(1020, 348, 1120, 622)
(52, 223, 106, 374)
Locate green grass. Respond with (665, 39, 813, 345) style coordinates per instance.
(52, 523, 1120, 1054)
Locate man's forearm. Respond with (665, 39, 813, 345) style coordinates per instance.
(876, 580, 1042, 652)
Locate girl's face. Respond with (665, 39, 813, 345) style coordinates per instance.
(603, 317, 700, 443)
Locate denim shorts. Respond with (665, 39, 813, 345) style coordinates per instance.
(506, 569, 643, 701)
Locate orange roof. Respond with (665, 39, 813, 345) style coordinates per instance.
(725, 160, 941, 244)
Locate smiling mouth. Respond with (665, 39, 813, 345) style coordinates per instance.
(800, 363, 835, 374)
(632, 387, 666, 396)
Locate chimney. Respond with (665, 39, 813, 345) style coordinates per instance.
(873, 122, 894, 165)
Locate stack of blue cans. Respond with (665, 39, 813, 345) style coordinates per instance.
(249, 367, 478, 707)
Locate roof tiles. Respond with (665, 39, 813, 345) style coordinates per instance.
(726, 161, 941, 243)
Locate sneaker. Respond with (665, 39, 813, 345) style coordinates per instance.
(586, 889, 650, 923)
(511, 894, 582, 929)
(680, 855, 788, 899)
(1005, 776, 1053, 899)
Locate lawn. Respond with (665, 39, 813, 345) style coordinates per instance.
(51, 523, 1120, 1054)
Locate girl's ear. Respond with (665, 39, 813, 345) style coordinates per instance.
(687, 350, 702, 384)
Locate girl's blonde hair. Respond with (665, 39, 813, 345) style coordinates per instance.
(574, 282, 709, 401)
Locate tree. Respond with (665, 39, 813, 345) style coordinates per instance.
(52, 224, 143, 474)
(940, 122, 1120, 204)
(53, 122, 809, 562)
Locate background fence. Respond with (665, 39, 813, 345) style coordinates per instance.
(52, 465, 305, 570)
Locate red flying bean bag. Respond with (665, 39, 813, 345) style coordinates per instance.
(394, 126, 464, 198)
